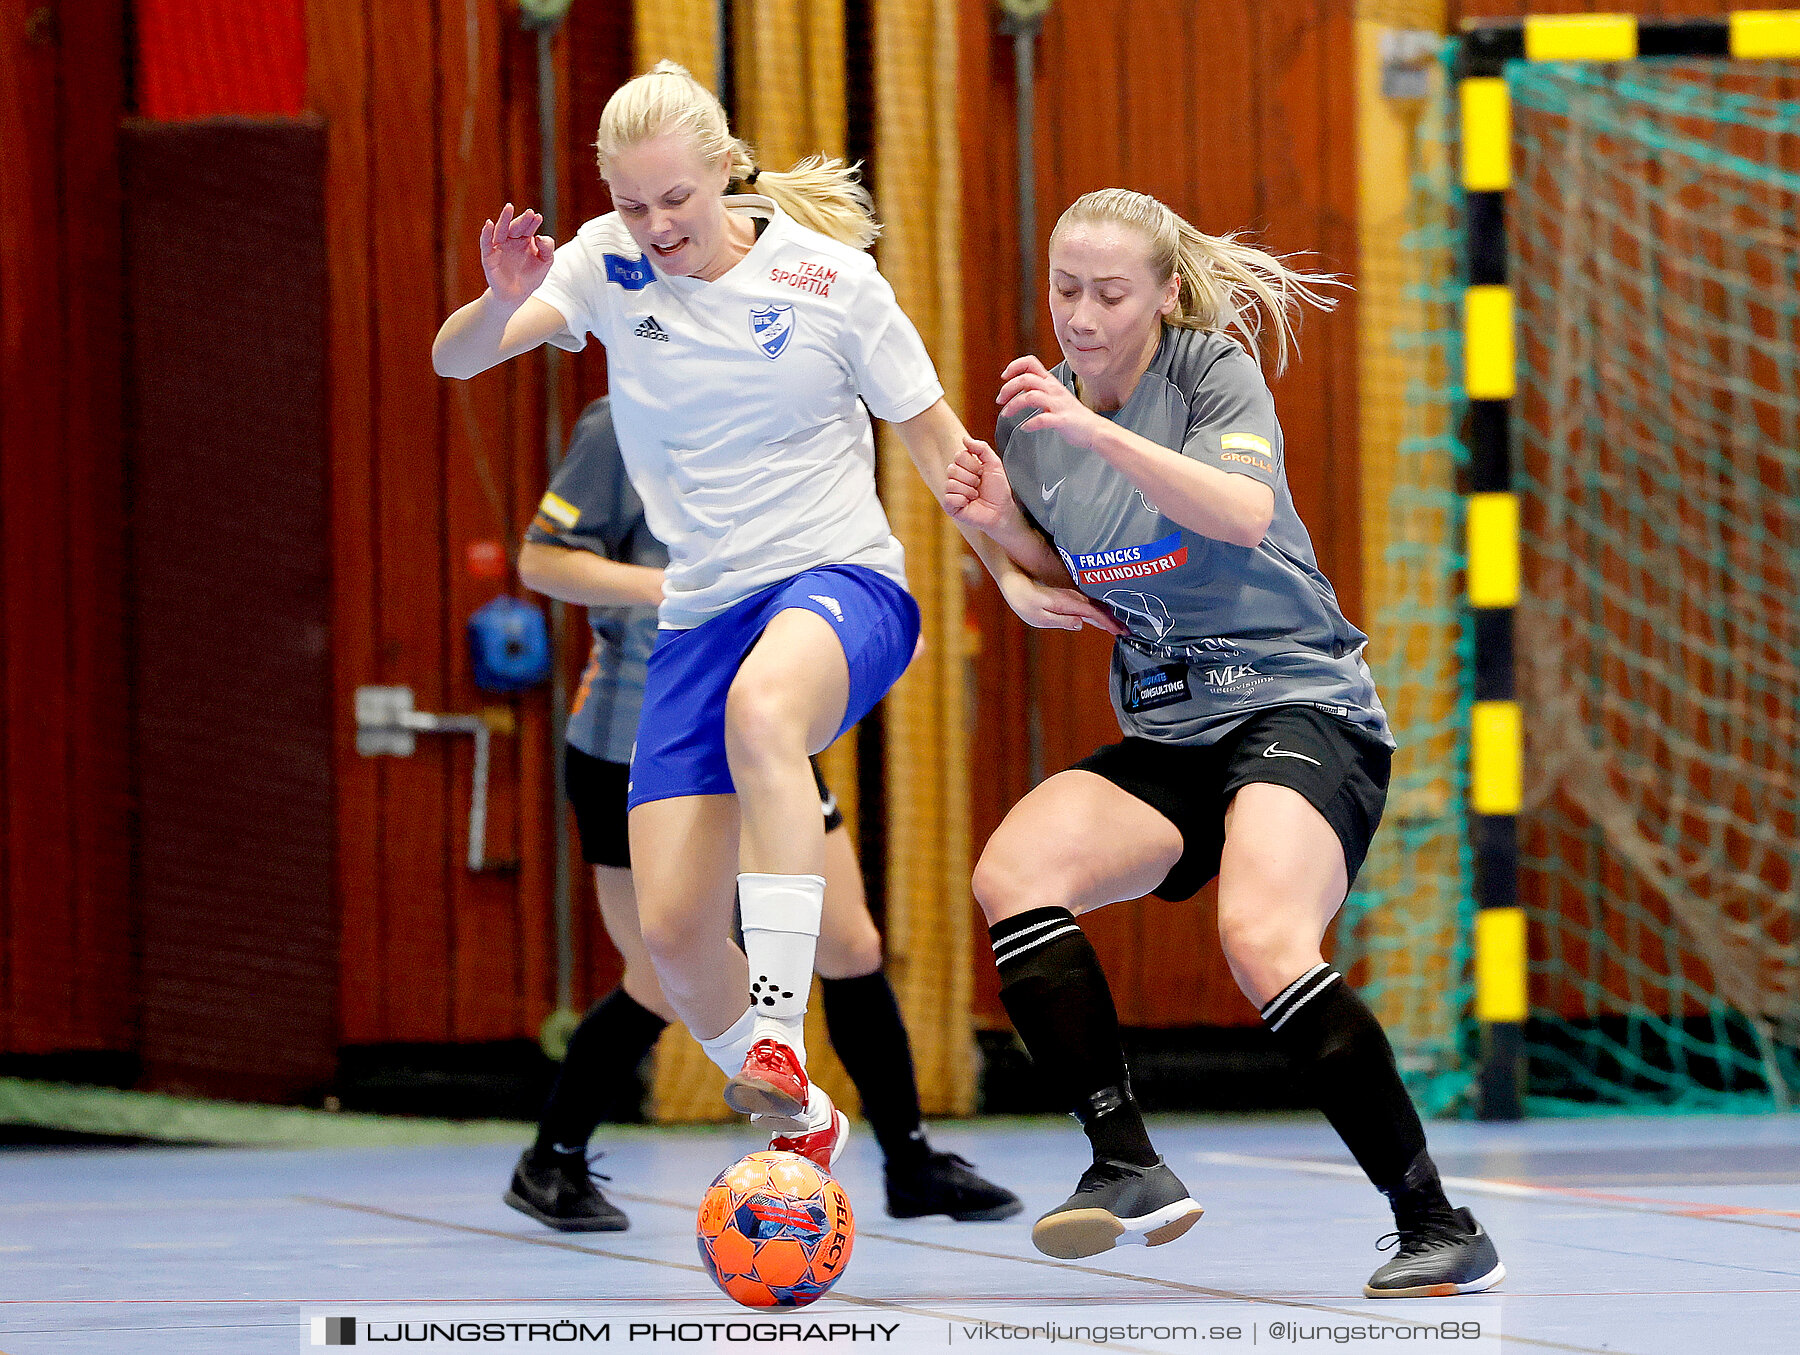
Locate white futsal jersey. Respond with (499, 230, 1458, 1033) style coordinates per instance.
(533, 196, 944, 629)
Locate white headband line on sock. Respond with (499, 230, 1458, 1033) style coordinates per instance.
(990, 912, 1077, 951)
(1264, 966, 1338, 1025)
(1266, 970, 1342, 1033)
(993, 924, 1083, 967)
(1262, 961, 1331, 1018)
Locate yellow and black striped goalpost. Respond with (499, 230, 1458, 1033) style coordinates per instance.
(1454, 9, 1800, 1121)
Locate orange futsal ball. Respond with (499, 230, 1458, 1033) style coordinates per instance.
(696, 1150, 854, 1309)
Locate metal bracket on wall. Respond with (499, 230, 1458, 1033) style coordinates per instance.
(1380, 30, 1440, 103)
(997, 0, 1052, 28)
(354, 685, 515, 873)
(515, 0, 578, 1029)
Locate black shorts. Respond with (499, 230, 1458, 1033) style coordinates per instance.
(1071, 704, 1391, 903)
(562, 745, 844, 869)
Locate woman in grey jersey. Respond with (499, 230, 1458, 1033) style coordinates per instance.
(503, 397, 1019, 1232)
(945, 189, 1502, 1299)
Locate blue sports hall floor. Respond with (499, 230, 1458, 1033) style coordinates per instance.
(3, 1111, 1797, 1354)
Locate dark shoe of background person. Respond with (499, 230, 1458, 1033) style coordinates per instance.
(886, 1150, 1024, 1222)
(503, 1147, 629, 1232)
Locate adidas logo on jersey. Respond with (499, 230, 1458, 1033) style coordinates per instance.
(808, 595, 844, 622)
(633, 316, 670, 341)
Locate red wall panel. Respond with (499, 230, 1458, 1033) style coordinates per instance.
(137, 0, 307, 120)
(9, 0, 1389, 1071)
(0, 0, 132, 1058)
(370, 0, 455, 1046)
(308, 0, 382, 1050)
(440, 0, 527, 1042)
(123, 117, 336, 1100)
(308, 0, 634, 1049)
(0, 0, 76, 1054)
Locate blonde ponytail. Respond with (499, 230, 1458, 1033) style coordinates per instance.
(740, 157, 880, 251)
(596, 61, 880, 251)
(1051, 188, 1341, 374)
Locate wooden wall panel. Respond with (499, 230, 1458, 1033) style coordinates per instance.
(956, 0, 1036, 1029)
(560, 3, 631, 1010)
(439, 0, 517, 1043)
(1256, 2, 1363, 624)
(308, 0, 636, 1050)
(59, 0, 133, 1059)
(368, 4, 455, 1044)
(308, 0, 382, 1049)
(0, 0, 132, 1057)
(0, 0, 77, 1054)
(961, 0, 1363, 1031)
(1162, 0, 1267, 1027)
(501, 18, 553, 1042)
(2, 0, 638, 1066)
(7, 0, 1766, 1078)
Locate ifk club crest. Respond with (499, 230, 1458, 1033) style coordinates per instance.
(749, 303, 795, 359)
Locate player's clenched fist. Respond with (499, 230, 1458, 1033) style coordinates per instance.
(943, 436, 1015, 534)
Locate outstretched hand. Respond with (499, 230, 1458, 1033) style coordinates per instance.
(481, 203, 555, 306)
(943, 435, 1018, 534)
(997, 355, 1105, 447)
(998, 572, 1127, 636)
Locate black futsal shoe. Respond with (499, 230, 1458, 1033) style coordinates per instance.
(503, 1147, 629, 1232)
(886, 1149, 1025, 1222)
(1364, 1205, 1504, 1297)
(1030, 1157, 1203, 1259)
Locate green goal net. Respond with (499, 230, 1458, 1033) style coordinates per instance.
(1507, 58, 1800, 1111)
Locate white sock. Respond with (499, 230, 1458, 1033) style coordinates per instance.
(758, 1082, 836, 1137)
(697, 1005, 757, 1078)
(801, 1082, 836, 1132)
(739, 872, 825, 1065)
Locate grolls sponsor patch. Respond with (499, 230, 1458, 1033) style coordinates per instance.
(535, 491, 580, 530)
(1218, 431, 1273, 474)
(1123, 663, 1191, 713)
(1061, 530, 1187, 585)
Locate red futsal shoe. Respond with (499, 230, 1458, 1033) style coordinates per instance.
(768, 1094, 849, 1171)
(723, 1038, 809, 1118)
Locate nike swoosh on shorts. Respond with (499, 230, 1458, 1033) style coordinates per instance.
(1262, 742, 1322, 766)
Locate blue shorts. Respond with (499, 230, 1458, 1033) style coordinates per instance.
(627, 565, 920, 810)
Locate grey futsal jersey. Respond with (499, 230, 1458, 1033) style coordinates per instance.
(998, 327, 1393, 749)
(526, 398, 667, 764)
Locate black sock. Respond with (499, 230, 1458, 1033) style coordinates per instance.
(1259, 964, 1446, 1205)
(819, 970, 929, 1169)
(533, 988, 668, 1159)
(991, 907, 1157, 1168)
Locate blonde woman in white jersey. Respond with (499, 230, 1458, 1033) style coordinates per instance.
(435, 63, 1110, 1170)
